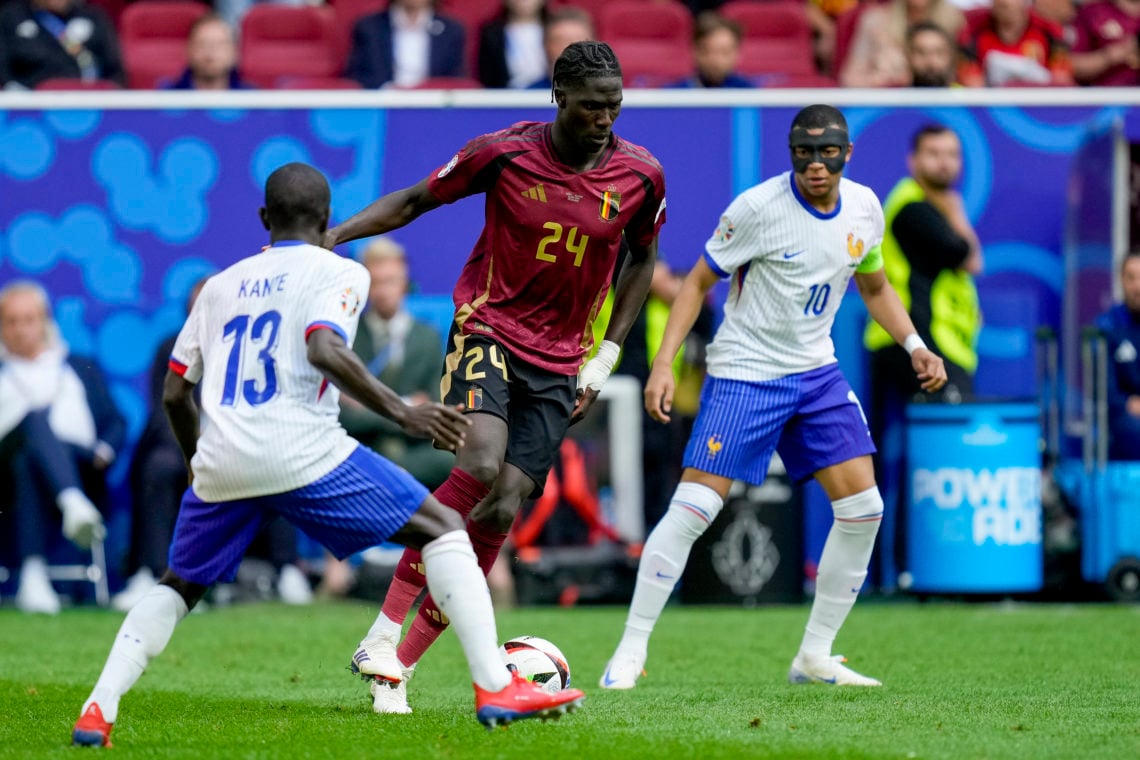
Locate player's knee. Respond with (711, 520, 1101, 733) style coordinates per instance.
(469, 493, 520, 533)
(458, 458, 500, 489)
(158, 570, 206, 610)
(664, 482, 724, 542)
(416, 496, 466, 538)
(832, 487, 883, 536)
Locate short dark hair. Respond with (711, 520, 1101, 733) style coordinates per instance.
(544, 6, 595, 41)
(790, 104, 848, 134)
(263, 163, 330, 230)
(910, 123, 955, 153)
(552, 40, 622, 92)
(693, 11, 742, 46)
(907, 20, 953, 47)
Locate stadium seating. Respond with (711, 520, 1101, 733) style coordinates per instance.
(87, 0, 128, 26)
(34, 78, 122, 90)
(275, 76, 363, 90)
(240, 6, 343, 89)
(118, 1, 210, 90)
(831, 3, 866, 79)
(440, 0, 500, 78)
(328, 0, 388, 69)
(721, 1, 817, 78)
(549, 0, 636, 26)
(598, 1, 693, 88)
(401, 76, 485, 90)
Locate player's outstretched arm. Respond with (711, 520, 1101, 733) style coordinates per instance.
(323, 179, 443, 250)
(162, 370, 200, 482)
(572, 237, 660, 425)
(306, 328, 470, 449)
(854, 268, 948, 393)
(644, 257, 721, 424)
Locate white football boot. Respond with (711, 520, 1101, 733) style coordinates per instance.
(598, 650, 646, 690)
(788, 652, 881, 686)
(350, 631, 404, 684)
(370, 666, 415, 714)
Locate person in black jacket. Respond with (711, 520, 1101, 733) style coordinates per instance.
(347, 0, 466, 89)
(0, 281, 125, 614)
(477, 0, 548, 89)
(0, 0, 123, 89)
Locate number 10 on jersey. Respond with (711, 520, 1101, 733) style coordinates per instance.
(221, 310, 282, 407)
(803, 283, 831, 317)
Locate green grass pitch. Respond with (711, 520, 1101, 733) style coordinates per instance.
(1, 601, 1138, 759)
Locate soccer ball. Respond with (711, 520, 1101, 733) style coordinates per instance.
(499, 636, 571, 693)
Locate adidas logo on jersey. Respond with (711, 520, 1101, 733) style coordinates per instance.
(522, 184, 547, 202)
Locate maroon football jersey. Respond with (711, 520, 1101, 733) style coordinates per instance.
(427, 121, 666, 375)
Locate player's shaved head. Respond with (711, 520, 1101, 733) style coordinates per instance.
(262, 162, 331, 233)
(553, 40, 621, 94)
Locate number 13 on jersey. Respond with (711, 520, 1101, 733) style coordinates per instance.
(221, 310, 282, 407)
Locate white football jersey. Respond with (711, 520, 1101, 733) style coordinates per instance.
(170, 242, 369, 502)
(703, 172, 885, 382)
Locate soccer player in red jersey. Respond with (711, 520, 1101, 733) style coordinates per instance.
(324, 41, 667, 713)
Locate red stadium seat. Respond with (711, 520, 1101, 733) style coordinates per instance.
(119, 1, 210, 90)
(599, 1, 693, 88)
(721, 1, 817, 77)
(276, 76, 364, 90)
(241, 6, 343, 89)
(35, 78, 122, 90)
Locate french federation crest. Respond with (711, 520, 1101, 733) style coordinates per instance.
(846, 232, 865, 259)
(599, 185, 621, 221)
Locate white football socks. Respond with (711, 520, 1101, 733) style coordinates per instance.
(800, 487, 883, 658)
(421, 530, 510, 693)
(83, 584, 189, 723)
(366, 611, 403, 640)
(616, 482, 723, 657)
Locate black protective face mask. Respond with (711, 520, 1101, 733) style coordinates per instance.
(789, 128, 850, 175)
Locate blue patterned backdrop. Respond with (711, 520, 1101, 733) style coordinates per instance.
(0, 103, 1130, 495)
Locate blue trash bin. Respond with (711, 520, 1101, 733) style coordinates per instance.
(904, 402, 1043, 593)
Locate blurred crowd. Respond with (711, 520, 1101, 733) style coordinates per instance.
(3, 0, 1138, 92)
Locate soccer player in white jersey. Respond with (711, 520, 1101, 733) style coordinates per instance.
(71, 163, 584, 748)
(599, 105, 948, 690)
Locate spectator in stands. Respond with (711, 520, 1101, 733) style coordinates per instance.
(347, 0, 466, 89)
(958, 0, 1074, 86)
(1071, 0, 1140, 86)
(907, 20, 958, 86)
(0, 281, 124, 614)
(0, 0, 124, 89)
(163, 13, 250, 91)
(341, 237, 451, 490)
(1095, 251, 1140, 460)
(841, 0, 964, 87)
(478, 0, 548, 89)
(670, 11, 753, 89)
(526, 5, 594, 92)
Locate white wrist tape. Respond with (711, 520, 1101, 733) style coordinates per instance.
(903, 334, 927, 356)
(578, 340, 620, 392)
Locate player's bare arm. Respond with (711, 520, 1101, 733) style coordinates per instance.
(855, 268, 948, 392)
(571, 236, 659, 425)
(162, 369, 200, 482)
(644, 256, 722, 424)
(306, 327, 470, 449)
(323, 179, 443, 249)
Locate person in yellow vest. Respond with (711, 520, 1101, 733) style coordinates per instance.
(865, 123, 982, 401)
(864, 123, 982, 588)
